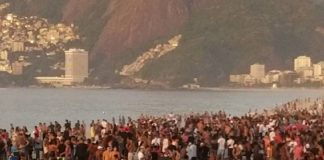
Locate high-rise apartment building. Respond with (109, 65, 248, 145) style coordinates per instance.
(313, 61, 324, 77)
(65, 48, 88, 83)
(250, 63, 265, 80)
(294, 56, 311, 73)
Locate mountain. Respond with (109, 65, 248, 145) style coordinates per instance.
(1, 0, 324, 87)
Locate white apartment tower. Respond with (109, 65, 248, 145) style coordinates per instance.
(294, 56, 311, 73)
(250, 63, 265, 80)
(313, 61, 324, 77)
(65, 48, 88, 83)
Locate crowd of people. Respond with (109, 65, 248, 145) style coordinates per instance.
(0, 98, 323, 160)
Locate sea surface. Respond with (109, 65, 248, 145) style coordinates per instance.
(0, 88, 324, 129)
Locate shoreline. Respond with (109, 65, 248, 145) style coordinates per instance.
(2, 85, 324, 91)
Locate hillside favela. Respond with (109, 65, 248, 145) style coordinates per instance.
(0, 1, 323, 160)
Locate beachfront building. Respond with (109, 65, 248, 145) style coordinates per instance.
(261, 70, 282, 84)
(302, 67, 314, 78)
(229, 63, 265, 86)
(229, 55, 324, 86)
(35, 48, 89, 86)
(279, 71, 299, 86)
(243, 75, 257, 86)
(229, 74, 257, 86)
(230, 74, 243, 84)
(65, 48, 88, 83)
(35, 76, 76, 87)
(250, 63, 265, 81)
(294, 56, 311, 73)
(313, 61, 324, 77)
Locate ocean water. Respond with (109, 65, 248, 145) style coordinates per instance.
(0, 88, 323, 129)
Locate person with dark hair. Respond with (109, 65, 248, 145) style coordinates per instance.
(87, 139, 98, 160)
(0, 136, 6, 160)
(112, 147, 120, 160)
(57, 140, 66, 160)
(75, 121, 80, 130)
(75, 138, 88, 160)
(198, 142, 209, 160)
(25, 133, 34, 160)
(151, 145, 160, 160)
(65, 120, 71, 130)
(55, 121, 62, 133)
(103, 146, 113, 160)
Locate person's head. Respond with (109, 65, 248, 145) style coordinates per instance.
(80, 137, 85, 143)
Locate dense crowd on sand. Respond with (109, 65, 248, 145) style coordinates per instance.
(0, 98, 323, 160)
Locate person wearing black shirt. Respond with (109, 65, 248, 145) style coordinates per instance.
(151, 146, 159, 160)
(48, 122, 55, 133)
(75, 120, 80, 129)
(0, 137, 6, 160)
(198, 142, 209, 160)
(75, 138, 89, 160)
(63, 128, 70, 141)
(57, 140, 66, 159)
(65, 120, 71, 130)
(55, 121, 62, 132)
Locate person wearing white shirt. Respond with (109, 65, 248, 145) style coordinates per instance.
(162, 137, 169, 153)
(269, 128, 276, 142)
(186, 142, 197, 160)
(101, 119, 108, 129)
(151, 135, 161, 147)
(226, 137, 235, 159)
(217, 136, 226, 159)
(138, 146, 145, 160)
(288, 140, 298, 153)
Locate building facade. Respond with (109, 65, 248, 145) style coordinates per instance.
(294, 56, 311, 73)
(36, 48, 89, 86)
(65, 48, 88, 83)
(250, 63, 265, 80)
(313, 62, 324, 78)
